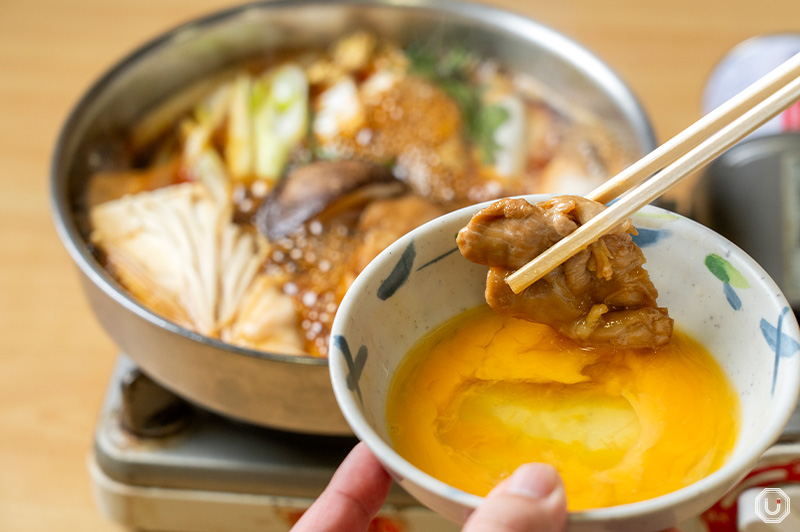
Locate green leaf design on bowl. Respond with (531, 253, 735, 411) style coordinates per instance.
(705, 254, 750, 288)
(705, 253, 750, 310)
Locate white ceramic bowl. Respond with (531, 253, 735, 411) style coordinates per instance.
(329, 194, 800, 531)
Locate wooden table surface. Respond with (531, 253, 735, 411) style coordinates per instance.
(2, 0, 799, 530)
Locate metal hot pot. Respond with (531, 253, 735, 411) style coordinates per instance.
(51, 0, 655, 435)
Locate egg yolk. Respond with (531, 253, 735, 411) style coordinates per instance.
(386, 305, 739, 511)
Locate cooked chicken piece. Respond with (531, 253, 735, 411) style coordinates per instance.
(313, 75, 479, 205)
(457, 196, 673, 347)
(537, 126, 627, 196)
(353, 194, 447, 272)
(366, 76, 472, 204)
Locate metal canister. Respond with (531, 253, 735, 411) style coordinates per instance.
(703, 133, 800, 308)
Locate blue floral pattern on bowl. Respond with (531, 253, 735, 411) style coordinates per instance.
(761, 307, 800, 394)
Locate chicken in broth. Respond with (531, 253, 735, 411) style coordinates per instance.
(87, 32, 634, 357)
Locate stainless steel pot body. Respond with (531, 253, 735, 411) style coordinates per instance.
(51, 0, 656, 435)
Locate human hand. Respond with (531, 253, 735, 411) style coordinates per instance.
(462, 462, 567, 532)
(291, 442, 392, 532)
(291, 442, 681, 532)
(291, 442, 568, 532)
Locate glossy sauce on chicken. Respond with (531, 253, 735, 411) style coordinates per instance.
(457, 196, 673, 347)
(87, 33, 634, 357)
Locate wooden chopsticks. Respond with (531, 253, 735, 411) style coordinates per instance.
(506, 52, 800, 295)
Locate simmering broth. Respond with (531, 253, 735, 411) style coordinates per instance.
(85, 32, 633, 358)
(386, 305, 739, 510)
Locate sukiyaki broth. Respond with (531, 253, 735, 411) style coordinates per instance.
(87, 32, 634, 357)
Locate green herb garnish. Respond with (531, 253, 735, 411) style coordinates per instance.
(407, 43, 509, 164)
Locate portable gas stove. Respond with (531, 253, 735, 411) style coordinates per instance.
(89, 354, 459, 532)
(90, 355, 800, 532)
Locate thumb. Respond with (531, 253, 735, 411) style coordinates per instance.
(462, 463, 567, 532)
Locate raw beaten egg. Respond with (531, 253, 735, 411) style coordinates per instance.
(386, 305, 739, 510)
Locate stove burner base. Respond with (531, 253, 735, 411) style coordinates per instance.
(89, 454, 454, 531)
(90, 354, 458, 531)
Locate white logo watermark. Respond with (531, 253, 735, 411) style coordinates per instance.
(754, 487, 791, 523)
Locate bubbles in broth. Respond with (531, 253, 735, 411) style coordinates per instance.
(386, 305, 739, 510)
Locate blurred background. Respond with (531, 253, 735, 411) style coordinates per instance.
(3, 0, 800, 530)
